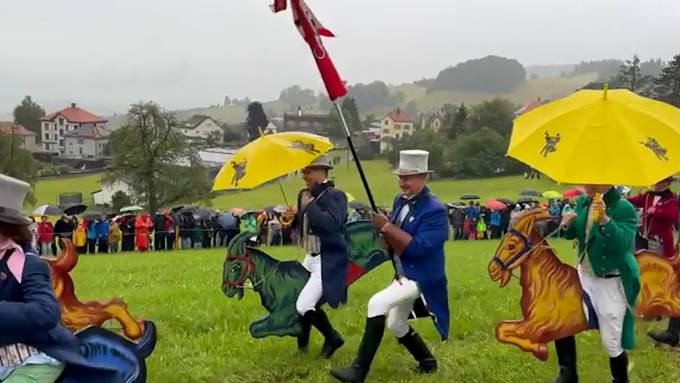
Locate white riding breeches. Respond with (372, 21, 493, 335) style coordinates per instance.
(296, 254, 323, 315)
(578, 265, 627, 357)
(367, 277, 421, 338)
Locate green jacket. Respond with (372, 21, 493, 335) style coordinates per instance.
(563, 188, 640, 350)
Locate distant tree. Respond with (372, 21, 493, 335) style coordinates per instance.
(653, 54, 680, 107)
(404, 100, 419, 120)
(466, 98, 516, 136)
(245, 102, 269, 141)
(571, 59, 623, 81)
(440, 127, 507, 178)
(105, 101, 210, 213)
(0, 132, 37, 205)
(347, 81, 391, 111)
(13, 96, 45, 136)
(279, 85, 317, 106)
(445, 102, 468, 140)
(431, 56, 526, 92)
(610, 54, 653, 94)
(641, 58, 665, 78)
(224, 96, 231, 106)
(329, 97, 362, 137)
(110, 190, 133, 212)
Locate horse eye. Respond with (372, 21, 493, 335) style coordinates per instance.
(231, 264, 241, 272)
(507, 244, 516, 251)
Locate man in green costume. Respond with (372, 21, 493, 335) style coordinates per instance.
(556, 184, 640, 383)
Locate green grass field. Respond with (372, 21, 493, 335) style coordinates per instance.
(71, 240, 680, 383)
(31, 160, 558, 209)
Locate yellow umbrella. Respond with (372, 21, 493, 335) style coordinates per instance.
(212, 131, 333, 191)
(508, 87, 680, 186)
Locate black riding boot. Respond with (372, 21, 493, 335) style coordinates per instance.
(397, 327, 437, 373)
(554, 336, 578, 383)
(297, 314, 312, 352)
(648, 317, 680, 347)
(329, 316, 386, 383)
(609, 351, 628, 383)
(304, 309, 344, 358)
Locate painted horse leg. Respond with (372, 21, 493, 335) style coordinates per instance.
(496, 321, 549, 361)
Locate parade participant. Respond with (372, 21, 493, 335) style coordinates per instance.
(330, 150, 449, 382)
(628, 176, 680, 346)
(294, 154, 348, 358)
(0, 174, 117, 382)
(557, 185, 639, 383)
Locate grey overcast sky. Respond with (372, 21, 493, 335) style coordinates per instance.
(1, 0, 679, 115)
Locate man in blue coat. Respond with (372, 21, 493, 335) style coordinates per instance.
(331, 150, 450, 382)
(294, 154, 348, 359)
(0, 174, 119, 383)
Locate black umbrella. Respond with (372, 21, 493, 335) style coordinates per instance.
(519, 189, 541, 197)
(170, 206, 184, 214)
(263, 205, 276, 213)
(217, 213, 237, 229)
(460, 194, 480, 200)
(83, 212, 104, 221)
(496, 198, 515, 206)
(517, 197, 538, 204)
(349, 200, 367, 210)
(32, 204, 63, 216)
(193, 207, 214, 220)
(180, 206, 198, 216)
(63, 204, 87, 216)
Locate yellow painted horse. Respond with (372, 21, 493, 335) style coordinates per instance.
(46, 239, 145, 340)
(488, 208, 680, 360)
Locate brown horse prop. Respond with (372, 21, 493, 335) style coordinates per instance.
(46, 239, 145, 340)
(488, 209, 680, 360)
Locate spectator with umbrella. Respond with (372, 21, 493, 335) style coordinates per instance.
(134, 211, 153, 252)
(108, 220, 121, 253)
(53, 214, 75, 251)
(153, 211, 167, 251)
(74, 219, 87, 254)
(119, 215, 135, 252)
(95, 217, 109, 253)
(85, 218, 97, 254)
(38, 216, 54, 256)
(164, 211, 175, 251)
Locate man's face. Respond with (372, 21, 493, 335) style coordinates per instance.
(653, 179, 671, 192)
(302, 167, 327, 188)
(398, 174, 427, 197)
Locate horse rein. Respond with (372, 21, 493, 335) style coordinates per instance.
(492, 222, 563, 281)
(224, 252, 255, 288)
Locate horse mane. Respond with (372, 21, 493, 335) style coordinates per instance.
(227, 231, 306, 276)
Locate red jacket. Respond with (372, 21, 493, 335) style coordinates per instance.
(628, 190, 679, 258)
(38, 221, 54, 243)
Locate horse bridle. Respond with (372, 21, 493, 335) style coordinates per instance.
(223, 251, 255, 288)
(492, 229, 533, 270)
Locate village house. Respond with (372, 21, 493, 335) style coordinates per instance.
(64, 125, 110, 158)
(0, 121, 39, 151)
(379, 108, 414, 153)
(40, 103, 108, 155)
(180, 115, 225, 145)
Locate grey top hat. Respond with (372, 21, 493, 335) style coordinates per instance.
(0, 173, 31, 226)
(394, 150, 433, 176)
(305, 154, 333, 169)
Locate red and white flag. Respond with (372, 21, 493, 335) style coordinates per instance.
(273, 0, 347, 101)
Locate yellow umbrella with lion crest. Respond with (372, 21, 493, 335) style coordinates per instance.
(212, 131, 334, 191)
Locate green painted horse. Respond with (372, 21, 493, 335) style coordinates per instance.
(222, 220, 389, 338)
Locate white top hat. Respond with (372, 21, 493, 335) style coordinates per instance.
(0, 173, 31, 225)
(394, 150, 433, 176)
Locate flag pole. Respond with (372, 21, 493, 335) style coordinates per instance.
(333, 101, 404, 278)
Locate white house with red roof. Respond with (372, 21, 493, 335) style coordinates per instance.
(379, 108, 414, 153)
(40, 103, 108, 154)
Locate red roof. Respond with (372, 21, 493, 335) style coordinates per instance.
(0, 121, 36, 136)
(40, 104, 108, 124)
(384, 109, 413, 123)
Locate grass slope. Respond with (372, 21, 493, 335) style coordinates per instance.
(71, 240, 680, 382)
(34, 173, 103, 206)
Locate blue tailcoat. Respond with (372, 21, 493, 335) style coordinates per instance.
(297, 182, 349, 308)
(390, 186, 450, 339)
(0, 246, 119, 382)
